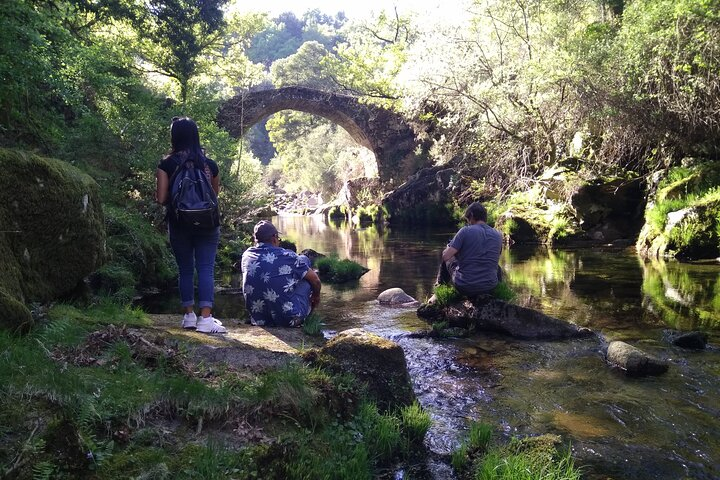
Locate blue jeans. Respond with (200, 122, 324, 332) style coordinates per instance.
(169, 225, 220, 309)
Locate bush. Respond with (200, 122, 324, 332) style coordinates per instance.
(103, 204, 176, 291)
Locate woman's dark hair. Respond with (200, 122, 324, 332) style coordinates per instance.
(464, 202, 488, 222)
(168, 117, 206, 167)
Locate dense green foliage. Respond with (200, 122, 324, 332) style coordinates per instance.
(638, 162, 720, 259)
(4, 0, 718, 219)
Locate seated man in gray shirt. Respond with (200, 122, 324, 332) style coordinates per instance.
(435, 202, 503, 298)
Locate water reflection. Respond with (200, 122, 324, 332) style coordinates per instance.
(142, 215, 720, 479)
(641, 258, 720, 330)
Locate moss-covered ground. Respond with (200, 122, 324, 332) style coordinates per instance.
(1, 300, 589, 479)
(0, 303, 432, 479)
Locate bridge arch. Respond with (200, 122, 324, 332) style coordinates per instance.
(217, 86, 426, 184)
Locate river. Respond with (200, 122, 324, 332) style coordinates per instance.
(147, 214, 720, 479)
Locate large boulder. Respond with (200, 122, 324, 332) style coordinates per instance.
(606, 341, 669, 376)
(310, 328, 415, 411)
(382, 166, 461, 225)
(570, 177, 645, 243)
(0, 149, 105, 331)
(637, 199, 720, 260)
(417, 296, 593, 340)
(666, 330, 708, 350)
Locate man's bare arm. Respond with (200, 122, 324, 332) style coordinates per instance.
(305, 269, 322, 310)
(442, 245, 458, 262)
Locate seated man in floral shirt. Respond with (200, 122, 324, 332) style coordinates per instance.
(241, 220, 322, 327)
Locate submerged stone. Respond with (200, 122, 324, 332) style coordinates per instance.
(668, 330, 708, 350)
(606, 341, 669, 376)
(377, 287, 419, 307)
(417, 295, 593, 340)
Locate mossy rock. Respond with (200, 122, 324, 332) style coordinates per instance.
(495, 203, 580, 245)
(495, 211, 543, 243)
(656, 162, 720, 202)
(638, 198, 720, 260)
(0, 288, 33, 332)
(311, 328, 416, 411)
(0, 149, 105, 329)
(382, 167, 460, 226)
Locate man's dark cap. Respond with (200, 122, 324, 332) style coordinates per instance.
(254, 220, 280, 242)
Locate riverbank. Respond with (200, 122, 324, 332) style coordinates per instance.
(2, 303, 589, 479)
(0, 304, 433, 479)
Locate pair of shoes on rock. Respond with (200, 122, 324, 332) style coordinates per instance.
(181, 312, 227, 333)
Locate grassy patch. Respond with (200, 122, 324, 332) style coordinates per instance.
(451, 422, 582, 480)
(491, 281, 516, 301)
(399, 401, 432, 445)
(302, 312, 324, 336)
(451, 421, 493, 471)
(49, 301, 150, 328)
(315, 254, 368, 283)
(1, 309, 428, 479)
(432, 284, 462, 307)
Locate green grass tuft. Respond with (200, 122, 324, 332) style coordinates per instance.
(432, 284, 462, 307)
(399, 402, 431, 445)
(356, 402, 402, 462)
(315, 254, 368, 283)
(467, 421, 493, 451)
(302, 312, 324, 336)
(491, 281, 516, 301)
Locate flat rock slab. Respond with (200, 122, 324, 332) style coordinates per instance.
(417, 296, 593, 340)
(606, 341, 669, 376)
(148, 314, 323, 369)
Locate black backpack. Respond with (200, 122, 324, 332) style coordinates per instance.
(168, 157, 220, 229)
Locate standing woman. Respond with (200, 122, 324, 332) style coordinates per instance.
(155, 117, 227, 333)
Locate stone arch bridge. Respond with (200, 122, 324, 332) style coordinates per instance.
(217, 86, 427, 184)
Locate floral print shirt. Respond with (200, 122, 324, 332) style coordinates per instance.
(241, 243, 311, 326)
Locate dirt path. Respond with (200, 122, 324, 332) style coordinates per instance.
(147, 314, 325, 369)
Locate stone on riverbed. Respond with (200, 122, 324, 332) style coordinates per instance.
(666, 330, 708, 350)
(606, 341, 669, 376)
(377, 288, 420, 307)
(307, 328, 415, 411)
(416, 295, 593, 340)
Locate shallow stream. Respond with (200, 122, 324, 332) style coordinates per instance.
(145, 215, 720, 479)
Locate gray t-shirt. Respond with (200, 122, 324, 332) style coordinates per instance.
(448, 223, 503, 294)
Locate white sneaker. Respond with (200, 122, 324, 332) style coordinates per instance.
(182, 312, 197, 329)
(196, 316, 227, 334)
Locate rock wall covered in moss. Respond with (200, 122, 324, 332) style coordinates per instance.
(0, 149, 105, 331)
(637, 161, 720, 260)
